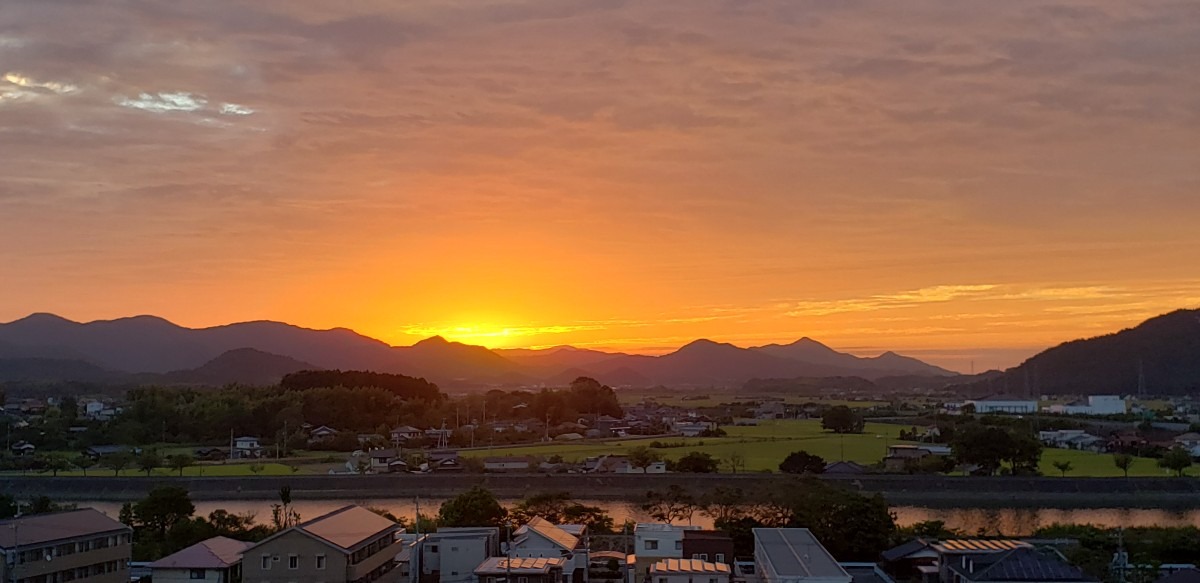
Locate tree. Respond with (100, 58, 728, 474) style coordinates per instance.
(102, 453, 133, 476)
(510, 492, 616, 534)
(674, 452, 719, 473)
(1052, 460, 1073, 477)
(137, 451, 162, 476)
(821, 406, 864, 434)
(763, 478, 896, 561)
(951, 424, 1042, 476)
(271, 486, 301, 530)
(779, 451, 826, 475)
(1159, 447, 1192, 477)
(73, 455, 96, 477)
(0, 494, 18, 519)
(627, 446, 662, 473)
(250, 463, 266, 475)
(438, 485, 507, 528)
(723, 451, 747, 474)
(1113, 453, 1134, 478)
(134, 486, 195, 538)
(168, 454, 195, 477)
(40, 454, 72, 477)
(642, 485, 697, 524)
(701, 486, 746, 524)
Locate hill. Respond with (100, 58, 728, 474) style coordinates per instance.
(159, 348, 320, 386)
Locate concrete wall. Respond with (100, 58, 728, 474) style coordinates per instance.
(243, 530, 348, 583)
(154, 566, 234, 583)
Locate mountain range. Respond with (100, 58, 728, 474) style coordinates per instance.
(0, 313, 954, 388)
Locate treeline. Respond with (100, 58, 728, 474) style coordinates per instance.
(280, 370, 443, 401)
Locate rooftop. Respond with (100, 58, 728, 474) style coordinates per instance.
(150, 537, 252, 569)
(0, 509, 128, 548)
(841, 563, 897, 583)
(754, 528, 849, 580)
(475, 557, 566, 575)
(516, 517, 580, 550)
(650, 559, 731, 574)
(949, 548, 1095, 582)
(932, 540, 1032, 554)
(297, 505, 399, 551)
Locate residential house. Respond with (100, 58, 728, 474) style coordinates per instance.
(11, 440, 35, 456)
(931, 540, 1033, 583)
(233, 437, 264, 460)
(369, 449, 406, 473)
(1038, 431, 1106, 452)
(510, 517, 589, 583)
(85, 445, 142, 460)
(964, 399, 1037, 415)
(475, 558, 566, 583)
(0, 508, 133, 583)
(674, 420, 716, 438)
(754, 402, 786, 420)
(392, 426, 424, 444)
(881, 539, 939, 582)
(242, 505, 404, 583)
(943, 547, 1095, 583)
(419, 527, 500, 583)
(309, 426, 340, 443)
(1174, 433, 1200, 449)
(883, 445, 952, 472)
(823, 461, 869, 475)
(631, 524, 700, 583)
(1154, 568, 1200, 583)
(1046, 396, 1127, 416)
(429, 452, 465, 472)
(484, 457, 533, 472)
(592, 455, 667, 474)
(150, 536, 251, 583)
(840, 564, 897, 583)
(649, 559, 730, 583)
(753, 528, 851, 583)
(681, 531, 733, 566)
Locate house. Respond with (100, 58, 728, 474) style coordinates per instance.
(681, 530, 733, 565)
(593, 455, 667, 474)
(1046, 396, 1127, 416)
(1174, 433, 1200, 448)
(754, 402, 786, 420)
(233, 437, 264, 459)
(881, 539, 938, 581)
(931, 540, 1033, 583)
(674, 421, 716, 438)
(196, 448, 228, 462)
(150, 536, 251, 583)
(753, 528, 851, 583)
(944, 547, 1096, 583)
(419, 527, 500, 583)
(309, 426, 340, 442)
(85, 445, 142, 460)
(11, 440, 36, 456)
(369, 449, 404, 473)
(391, 426, 424, 443)
(649, 559, 730, 583)
(0, 508, 133, 583)
(476, 558, 566, 583)
(483, 457, 532, 472)
(511, 517, 589, 583)
(823, 461, 869, 475)
(841, 563, 898, 583)
(631, 524, 700, 583)
(1038, 431, 1106, 452)
(965, 399, 1037, 415)
(242, 505, 403, 583)
(883, 445, 952, 472)
(1154, 568, 1200, 583)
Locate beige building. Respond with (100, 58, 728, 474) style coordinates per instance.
(0, 508, 132, 583)
(150, 536, 252, 583)
(242, 506, 404, 583)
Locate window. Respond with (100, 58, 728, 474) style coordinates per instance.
(697, 554, 708, 561)
(675, 541, 683, 551)
(430, 545, 439, 553)
(316, 555, 326, 570)
(715, 554, 725, 563)
(645, 540, 659, 550)
(190, 569, 206, 580)
(519, 578, 528, 583)
(261, 555, 271, 570)
(289, 555, 299, 569)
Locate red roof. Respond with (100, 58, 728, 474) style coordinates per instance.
(150, 537, 252, 569)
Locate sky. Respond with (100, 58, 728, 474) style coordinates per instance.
(2, 1, 1199, 372)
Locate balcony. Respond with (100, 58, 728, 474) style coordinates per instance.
(348, 539, 408, 582)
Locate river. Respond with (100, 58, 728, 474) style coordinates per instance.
(79, 499, 1200, 536)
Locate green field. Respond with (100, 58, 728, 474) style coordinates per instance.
(1038, 448, 1180, 478)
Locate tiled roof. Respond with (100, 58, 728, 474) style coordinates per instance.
(952, 548, 1095, 582)
(150, 537, 252, 569)
(298, 505, 399, 551)
(650, 559, 731, 574)
(932, 540, 1031, 553)
(0, 509, 127, 548)
(475, 557, 566, 574)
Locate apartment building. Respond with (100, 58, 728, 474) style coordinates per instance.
(417, 527, 500, 583)
(242, 506, 404, 583)
(0, 509, 132, 583)
(150, 536, 251, 583)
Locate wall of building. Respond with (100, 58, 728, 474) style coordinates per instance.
(154, 566, 234, 583)
(1, 531, 131, 583)
(242, 530, 348, 583)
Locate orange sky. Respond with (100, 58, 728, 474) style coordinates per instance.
(2, 1, 1199, 372)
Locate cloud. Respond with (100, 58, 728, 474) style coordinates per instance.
(220, 103, 254, 116)
(116, 92, 207, 113)
(3, 72, 78, 95)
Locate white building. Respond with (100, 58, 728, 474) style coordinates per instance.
(483, 457, 532, 472)
(1046, 396, 1128, 416)
(965, 399, 1038, 414)
(650, 559, 730, 583)
(632, 524, 701, 583)
(510, 517, 589, 583)
(1038, 430, 1106, 451)
(150, 537, 250, 583)
(420, 527, 501, 583)
(753, 529, 851, 583)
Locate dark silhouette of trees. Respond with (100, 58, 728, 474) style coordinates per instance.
(674, 452, 719, 473)
(821, 406, 864, 434)
(779, 451, 826, 474)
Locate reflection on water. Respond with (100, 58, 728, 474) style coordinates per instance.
(79, 499, 1200, 536)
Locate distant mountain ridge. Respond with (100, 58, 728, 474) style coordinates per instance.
(0, 312, 955, 388)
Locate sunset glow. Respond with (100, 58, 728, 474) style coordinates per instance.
(2, 1, 1199, 372)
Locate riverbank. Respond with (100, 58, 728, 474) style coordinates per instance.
(4, 474, 1200, 508)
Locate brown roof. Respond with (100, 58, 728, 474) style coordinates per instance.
(650, 559, 731, 574)
(932, 540, 1031, 553)
(0, 509, 128, 548)
(269, 505, 400, 551)
(516, 517, 579, 550)
(476, 557, 566, 575)
(150, 537, 252, 569)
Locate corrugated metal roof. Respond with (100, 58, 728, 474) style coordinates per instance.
(150, 537, 252, 569)
(651, 559, 731, 574)
(299, 505, 399, 551)
(754, 528, 849, 580)
(0, 509, 128, 548)
(952, 548, 1096, 582)
(932, 540, 1031, 553)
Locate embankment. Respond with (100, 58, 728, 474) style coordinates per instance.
(4, 474, 1200, 508)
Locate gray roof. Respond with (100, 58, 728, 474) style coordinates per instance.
(755, 528, 850, 580)
(881, 539, 932, 562)
(0, 509, 128, 548)
(950, 548, 1096, 582)
(842, 563, 897, 583)
(1157, 569, 1200, 583)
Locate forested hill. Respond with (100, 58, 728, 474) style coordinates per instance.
(981, 309, 1200, 395)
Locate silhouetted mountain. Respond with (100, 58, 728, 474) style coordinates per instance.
(0, 312, 957, 388)
(754, 338, 954, 376)
(0, 357, 127, 383)
(160, 348, 319, 386)
(979, 309, 1200, 395)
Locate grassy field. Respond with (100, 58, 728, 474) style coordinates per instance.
(1038, 448, 1179, 478)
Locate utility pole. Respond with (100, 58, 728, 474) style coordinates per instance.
(505, 522, 513, 583)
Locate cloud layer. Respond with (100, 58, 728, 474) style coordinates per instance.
(2, 1, 1198, 371)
